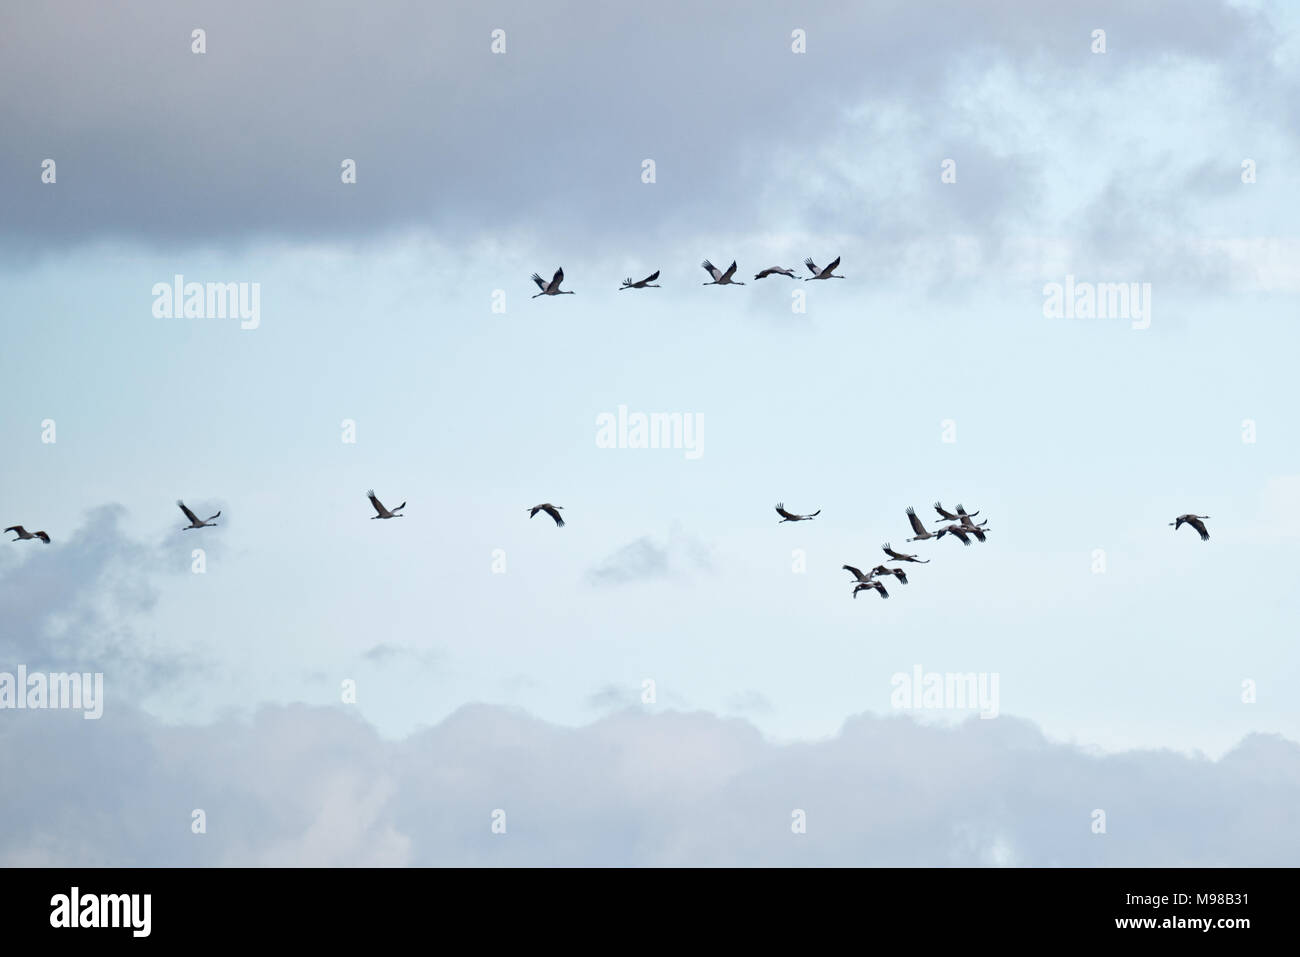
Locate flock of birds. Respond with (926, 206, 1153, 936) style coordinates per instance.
(4, 501, 1214, 557)
(6, 493, 555, 539)
(774, 500, 988, 601)
(531, 256, 846, 297)
(4, 249, 1216, 557)
(769, 499, 989, 600)
(770, 503, 1213, 602)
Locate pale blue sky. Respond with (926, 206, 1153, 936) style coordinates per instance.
(1, 0, 1298, 865)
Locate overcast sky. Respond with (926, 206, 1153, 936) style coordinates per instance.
(2, 0, 1298, 865)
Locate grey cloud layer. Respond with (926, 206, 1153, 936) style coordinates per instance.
(2, 701, 1296, 866)
(2, 0, 1285, 255)
(0, 505, 208, 690)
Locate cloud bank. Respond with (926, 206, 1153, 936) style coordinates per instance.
(2, 701, 1296, 866)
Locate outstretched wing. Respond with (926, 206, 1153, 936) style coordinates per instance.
(906, 507, 926, 536)
(875, 565, 907, 584)
(550, 268, 564, 289)
(367, 490, 386, 515)
(775, 503, 798, 520)
(531, 273, 546, 291)
(543, 504, 565, 527)
(946, 527, 972, 545)
(642, 270, 659, 283)
(804, 257, 819, 276)
(1188, 516, 1209, 540)
(701, 259, 720, 280)
(4, 526, 23, 535)
(721, 261, 738, 281)
(34, 531, 50, 543)
(824, 255, 841, 273)
(842, 564, 870, 582)
(933, 502, 958, 521)
(177, 501, 201, 524)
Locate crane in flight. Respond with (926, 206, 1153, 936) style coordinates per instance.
(620, 270, 660, 290)
(803, 256, 844, 280)
(853, 580, 889, 599)
(775, 503, 820, 522)
(5, 525, 50, 544)
(701, 260, 745, 285)
(906, 507, 943, 542)
(531, 268, 575, 298)
(882, 543, 929, 563)
(367, 490, 406, 519)
(933, 501, 979, 523)
(871, 565, 909, 584)
(528, 503, 565, 527)
(177, 501, 220, 530)
(1170, 514, 1210, 541)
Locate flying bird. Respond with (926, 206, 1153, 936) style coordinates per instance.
(871, 565, 909, 584)
(853, 580, 889, 599)
(937, 524, 974, 546)
(882, 543, 929, 563)
(753, 266, 796, 280)
(531, 268, 574, 298)
(906, 507, 942, 542)
(947, 506, 989, 541)
(5, 525, 50, 544)
(528, 503, 565, 527)
(1170, 514, 1210, 541)
(842, 564, 874, 583)
(803, 256, 844, 280)
(177, 500, 220, 529)
(367, 490, 406, 519)
(701, 259, 745, 285)
(930, 501, 977, 522)
(620, 270, 660, 290)
(775, 503, 820, 522)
